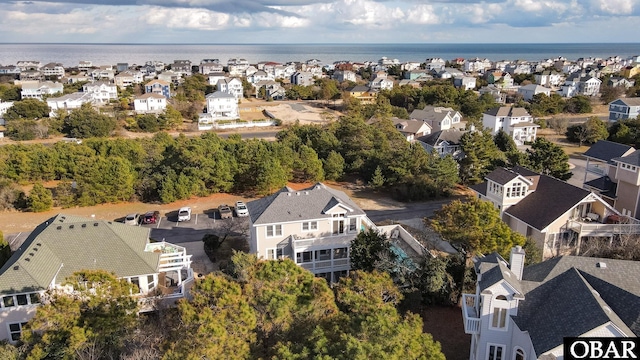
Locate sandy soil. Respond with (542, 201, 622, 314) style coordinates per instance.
(0, 181, 396, 235)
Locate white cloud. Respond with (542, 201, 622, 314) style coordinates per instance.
(406, 5, 440, 24)
(593, 0, 635, 15)
(145, 7, 231, 30)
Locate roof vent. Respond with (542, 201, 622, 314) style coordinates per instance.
(13, 266, 19, 271)
(24, 258, 30, 262)
(287, 193, 291, 196)
(304, 191, 309, 195)
(56, 226, 62, 230)
(597, 262, 607, 268)
(28, 253, 34, 257)
(36, 243, 41, 246)
(81, 224, 87, 228)
(69, 225, 74, 229)
(33, 248, 38, 252)
(94, 223, 99, 226)
(296, 192, 300, 196)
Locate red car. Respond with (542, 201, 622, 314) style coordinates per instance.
(142, 211, 160, 224)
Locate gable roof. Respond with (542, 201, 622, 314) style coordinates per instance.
(483, 106, 531, 118)
(612, 149, 640, 166)
(416, 129, 465, 147)
(389, 117, 430, 135)
(613, 97, 640, 107)
(0, 214, 159, 295)
(504, 171, 589, 230)
(246, 183, 365, 225)
(206, 91, 236, 99)
(583, 140, 634, 163)
(410, 106, 458, 123)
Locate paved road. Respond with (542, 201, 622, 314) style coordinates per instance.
(364, 199, 454, 223)
(568, 156, 588, 188)
(5, 200, 453, 249)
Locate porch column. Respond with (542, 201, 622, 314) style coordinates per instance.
(583, 158, 590, 184)
(575, 236, 582, 255)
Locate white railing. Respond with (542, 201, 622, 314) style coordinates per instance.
(462, 294, 481, 335)
(567, 220, 640, 237)
(297, 259, 350, 272)
(586, 165, 606, 175)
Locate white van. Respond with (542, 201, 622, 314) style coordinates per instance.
(178, 207, 191, 222)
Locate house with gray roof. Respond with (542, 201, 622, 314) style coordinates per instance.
(379, 117, 431, 141)
(482, 106, 538, 145)
(609, 97, 640, 121)
(410, 106, 464, 133)
(246, 183, 377, 283)
(471, 166, 631, 259)
(0, 214, 193, 342)
(416, 129, 466, 159)
(463, 247, 640, 360)
(581, 140, 640, 219)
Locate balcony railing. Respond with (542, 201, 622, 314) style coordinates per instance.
(462, 293, 481, 335)
(567, 220, 640, 238)
(586, 165, 606, 175)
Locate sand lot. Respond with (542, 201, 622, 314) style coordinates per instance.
(239, 99, 342, 125)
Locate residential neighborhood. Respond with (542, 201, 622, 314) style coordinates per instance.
(1, 48, 640, 359)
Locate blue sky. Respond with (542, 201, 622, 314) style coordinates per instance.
(1, 0, 639, 43)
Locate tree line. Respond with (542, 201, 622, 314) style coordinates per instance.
(0, 114, 463, 210)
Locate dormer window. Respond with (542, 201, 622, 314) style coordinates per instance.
(489, 182, 503, 196)
(506, 182, 525, 198)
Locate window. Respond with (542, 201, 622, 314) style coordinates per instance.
(492, 307, 508, 329)
(16, 294, 28, 306)
(488, 345, 504, 360)
(334, 248, 348, 259)
(266, 248, 283, 260)
(621, 163, 637, 172)
(3, 296, 15, 308)
(266, 225, 283, 237)
(147, 275, 156, 290)
(506, 182, 525, 198)
(514, 348, 525, 360)
(130, 277, 141, 293)
(8, 322, 27, 342)
(302, 221, 318, 231)
(315, 249, 331, 261)
(29, 293, 40, 304)
(296, 251, 312, 263)
(348, 218, 357, 232)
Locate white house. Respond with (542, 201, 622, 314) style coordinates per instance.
(114, 71, 144, 89)
(199, 59, 223, 75)
(482, 107, 538, 145)
(20, 81, 63, 100)
(0, 214, 194, 342)
(453, 76, 477, 90)
(46, 92, 94, 117)
(517, 84, 552, 102)
(82, 81, 118, 104)
(410, 106, 463, 132)
(333, 70, 357, 83)
(368, 75, 394, 91)
(246, 183, 379, 283)
(560, 73, 602, 97)
(463, 247, 640, 360)
(201, 91, 239, 122)
(0, 100, 14, 118)
(216, 77, 243, 102)
(41, 62, 65, 78)
(134, 93, 167, 114)
(291, 72, 315, 86)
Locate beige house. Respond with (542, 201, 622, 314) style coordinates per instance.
(0, 214, 194, 342)
(246, 183, 376, 283)
(410, 106, 463, 133)
(582, 140, 640, 218)
(471, 166, 633, 260)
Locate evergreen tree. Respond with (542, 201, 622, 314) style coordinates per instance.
(459, 130, 504, 184)
(27, 183, 53, 212)
(369, 165, 386, 188)
(323, 150, 345, 181)
(526, 137, 572, 180)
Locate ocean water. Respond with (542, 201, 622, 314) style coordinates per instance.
(1, 43, 640, 68)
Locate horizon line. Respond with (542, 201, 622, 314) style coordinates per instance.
(2, 42, 640, 46)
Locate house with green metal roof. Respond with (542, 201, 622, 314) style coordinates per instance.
(462, 247, 640, 360)
(0, 214, 194, 342)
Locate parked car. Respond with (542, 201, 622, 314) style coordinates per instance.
(142, 211, 160, 224)
(235, 201, 249, 217)
(218, 204, 233, 219)
(124, 213, 139, 226)
(178, 207, 191, 222)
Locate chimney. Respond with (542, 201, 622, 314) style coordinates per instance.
(509, 246, 526, 281)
